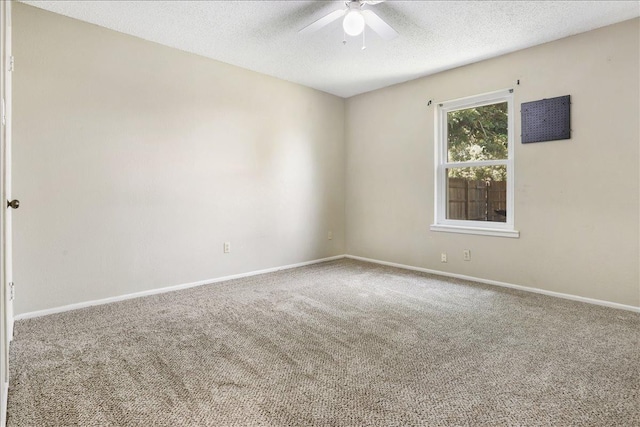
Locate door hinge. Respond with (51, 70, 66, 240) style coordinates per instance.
(8, 56, 14, 72)
(9, 282, 15, 301)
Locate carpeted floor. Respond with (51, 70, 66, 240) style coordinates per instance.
(7, 259, 640, 426)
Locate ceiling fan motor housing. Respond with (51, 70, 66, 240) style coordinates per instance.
(299, 0, 397, 43)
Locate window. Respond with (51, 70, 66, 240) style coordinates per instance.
(431, 89, 519, 238)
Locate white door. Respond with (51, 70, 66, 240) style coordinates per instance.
(1, 1, 12, 425)
(1, 0, 11, 340)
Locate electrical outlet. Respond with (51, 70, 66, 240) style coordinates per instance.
(223, 242, 231, 253)
(441, 253, 447, 263)
(463, 249, 471, 261)
(328, 231, 333, 240)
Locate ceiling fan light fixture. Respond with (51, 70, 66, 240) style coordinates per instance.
(343, 10, 365, 36)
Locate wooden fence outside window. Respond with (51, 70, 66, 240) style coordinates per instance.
(447, 178, 507, 222)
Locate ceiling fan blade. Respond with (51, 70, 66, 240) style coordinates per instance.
(362, 1, 385, 4)
(362, 9, 398, 40)
(299, 9, 347, 34)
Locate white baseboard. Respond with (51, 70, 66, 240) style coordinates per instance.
(14, 255, 346, 321)
(345, 255, 640, 313)
(14, 253, 639, 321)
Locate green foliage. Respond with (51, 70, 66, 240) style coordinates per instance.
(447, 102, 508, 181)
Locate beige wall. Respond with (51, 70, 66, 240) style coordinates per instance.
(12, 3, 346, 314)
(346, 18, 640, 307)
(13, 3, 640, 314)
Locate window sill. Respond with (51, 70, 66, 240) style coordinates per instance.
(430, 224, 520, 238)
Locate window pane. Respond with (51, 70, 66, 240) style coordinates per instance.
(446, 166, 507, 222)
(447, 102, 508, 162)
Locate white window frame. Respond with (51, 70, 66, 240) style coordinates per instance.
(430, 89, 519, 238)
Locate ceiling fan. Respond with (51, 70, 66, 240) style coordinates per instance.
(299, 0, 398, 46)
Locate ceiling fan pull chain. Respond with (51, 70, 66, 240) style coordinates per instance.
(362, 27, 366, 50)
(343, 29, 347, 45)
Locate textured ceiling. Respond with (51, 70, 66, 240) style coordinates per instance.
(20, 1, 640, 98)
